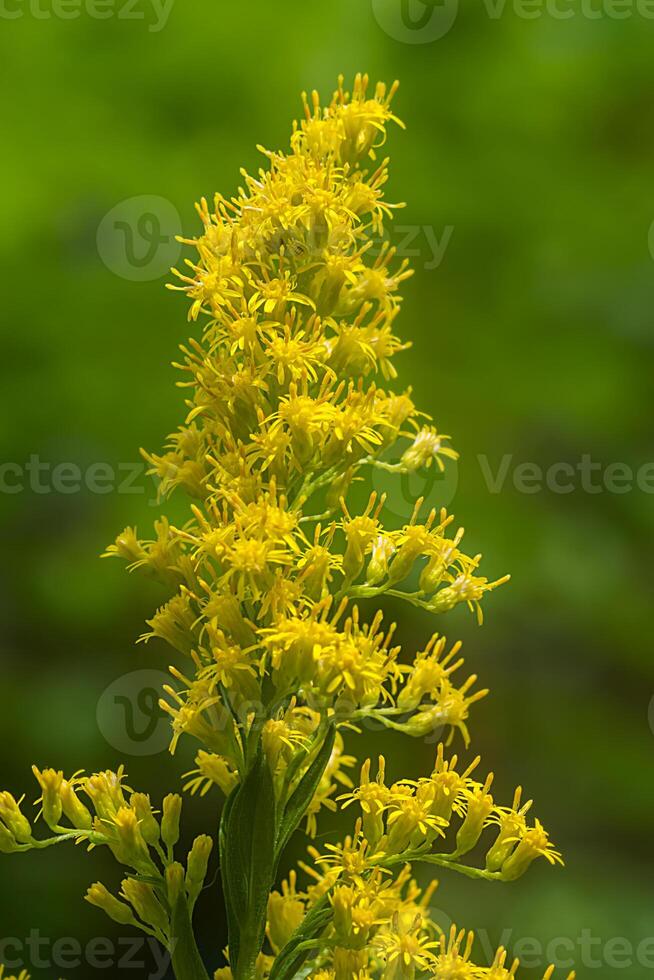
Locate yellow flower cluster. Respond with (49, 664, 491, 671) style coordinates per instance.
(262, 864, 574, 980)
(0, 75, 569, 980)
(331, 747, 563, 879)
(250, 742, 565, 977)
(1, 766, 212, 954)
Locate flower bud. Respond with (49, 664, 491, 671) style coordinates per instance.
(104, 527, 146, 564)
(85, 882, 136, 926)
(502, 839, 539, 881)
(355, 759, 387, 849)
(166, 861, 185, 904)
(486, 832, 518, 874)
(121, 878, 169, 934)
(131, 793, 160, 846)
(366, 535, 395, 587)
(0, 792, 32, 843)
(0, 821, 19, 853)
(342, 538, 366, 584)
(32, 767, 64, 829)
(425, 586, 459, 615)
(59, 780, 93, 831)
(418, 556, 447, 595)
(110, 807, 151, 869)
(500, 839, 537, 881)
(185, 834, 214, 906)
(83, 769, 128, 820)
(342, 512, 378, 583)
(161, 794, 182, 851)
(455, 779, 494, 857)
(500, 820, 561, 881)
(485, 801, 527, 873)
(386, 540, 422, 587)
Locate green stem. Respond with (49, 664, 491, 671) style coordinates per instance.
(290, 464, 341, 512)
(379, 848, 503, 882)
(21, 828, 106, 851)
(218, 681, 247, 773)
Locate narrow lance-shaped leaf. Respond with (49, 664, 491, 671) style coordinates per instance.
(222, 745, 277, 980)
(275, 724, 336, 865)
(268, 892, 334, 980)
(170, 891, 211, 980)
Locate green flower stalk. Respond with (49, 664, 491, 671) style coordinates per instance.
(0, 74, 573, 980)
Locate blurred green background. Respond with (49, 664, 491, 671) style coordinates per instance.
(1, 0, 653, 976)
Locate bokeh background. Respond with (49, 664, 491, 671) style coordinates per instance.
(1, 1, 653, 976)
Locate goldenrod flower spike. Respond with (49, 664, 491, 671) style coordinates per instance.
(0, 76, 569, 980)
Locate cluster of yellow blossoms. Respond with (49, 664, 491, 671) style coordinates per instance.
(0, 768, 212, 966)
(271, 748, 566, 980)
(262, 869, 570, 980)
(0, 76, 572, 980)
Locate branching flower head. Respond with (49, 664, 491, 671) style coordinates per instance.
(0, 74, 570, 980)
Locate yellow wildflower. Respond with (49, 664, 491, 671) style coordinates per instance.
(0, 74, 566, 980)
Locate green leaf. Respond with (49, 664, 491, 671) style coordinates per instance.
(219, 785, 242, 970)
(221, 746, 277, 980)
(268, 893, 333, 980)
(275, 724, 335, 862)
(221, 728, 336, 980)
(170, 891, 211, 980)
